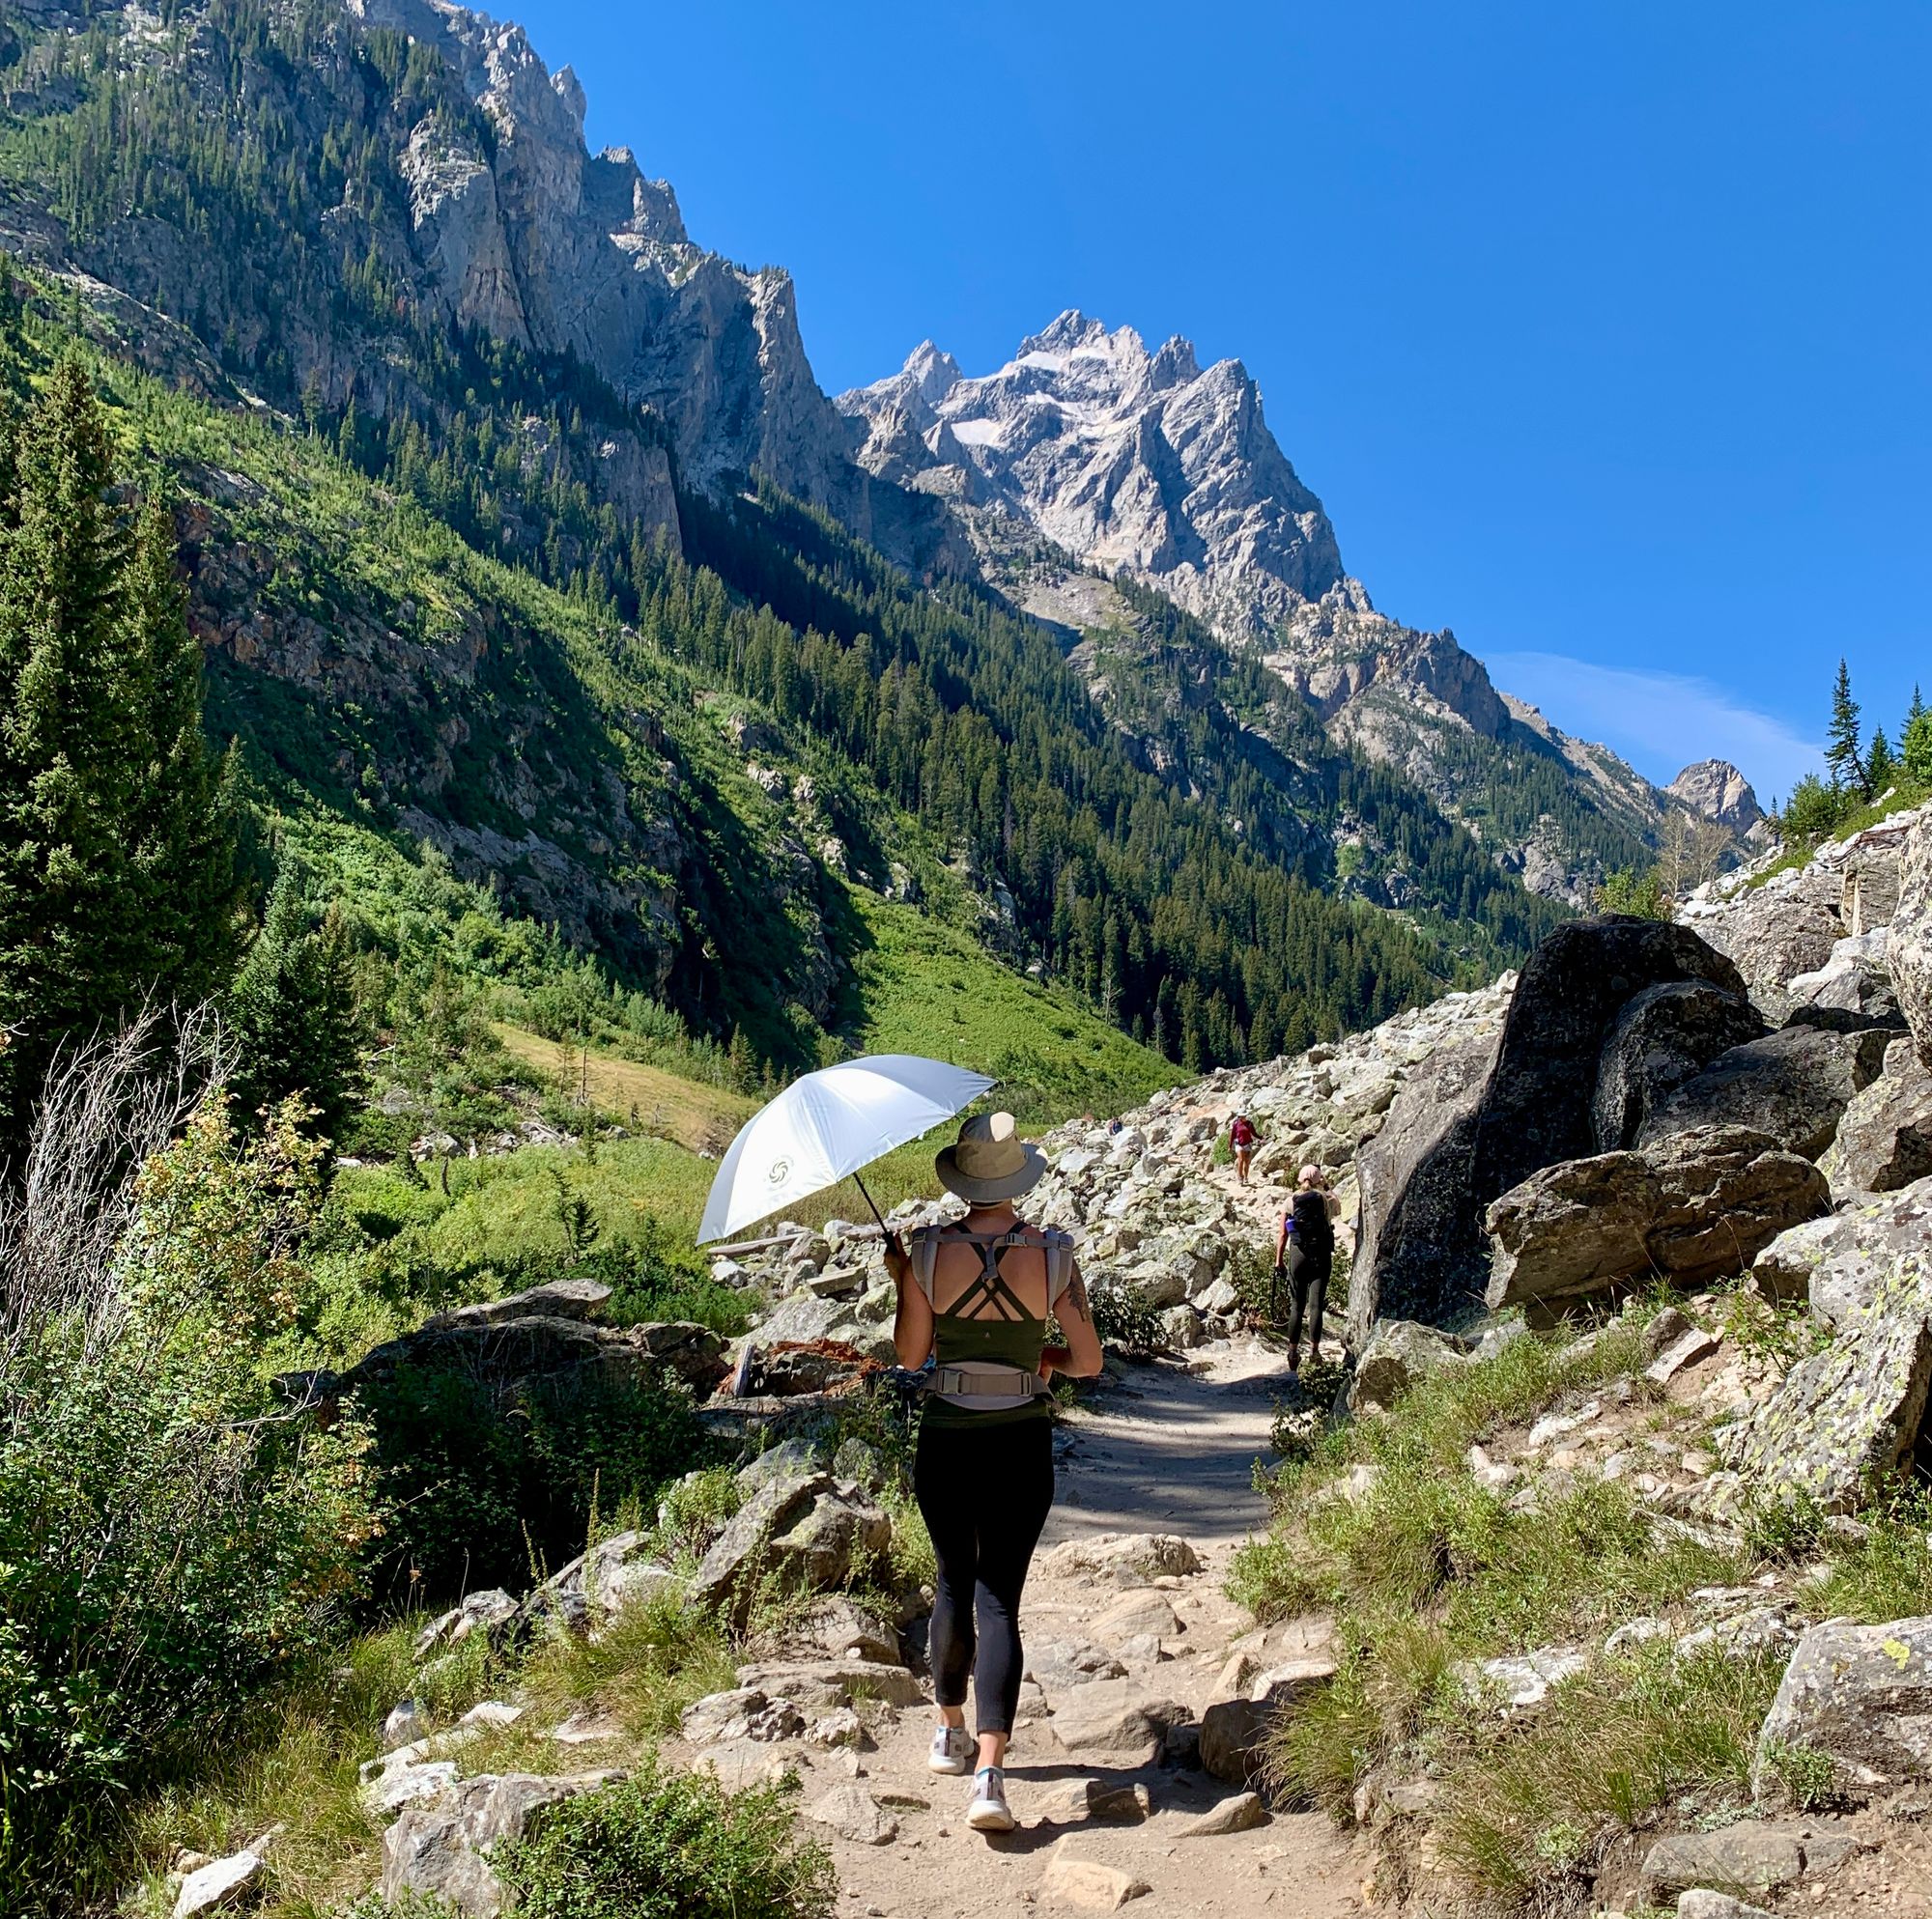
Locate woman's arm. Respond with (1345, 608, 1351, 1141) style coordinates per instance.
(886, 1233, 935, 1370)
(1044, 1259, 1105, 1379)
(1275, 1213, 1290, 1265)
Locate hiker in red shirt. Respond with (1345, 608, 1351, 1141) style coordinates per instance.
(1229, 1112, 1258, 1185)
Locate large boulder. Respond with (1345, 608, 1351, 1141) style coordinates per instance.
(1347, 1028, 1499, 1342)
(1718, 1175, 1932, 1510)
(1819, 1036, 1932, 1195)
(1352, 918, 1747, 1339)
(1348, 1319, 1468, 1414)
(382, 1771, 621, 1915)
(1678, 864, 1845, 1023)
(686, 1471, 890, 1626)
(1484, 1126, 1828, 1312)
(1895, 816, 1932, 1069)
(1638, 1025, 1892, 1161)
(1592, 980, 1768, 1151)
(1754, 1615, 1932, 1803)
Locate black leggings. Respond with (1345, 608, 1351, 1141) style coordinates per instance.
(1283, 1247, 1331, 1352)
(913, 1416, 1055, 1736)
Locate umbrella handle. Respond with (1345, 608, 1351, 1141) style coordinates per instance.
(853, 1171, 891, 1237)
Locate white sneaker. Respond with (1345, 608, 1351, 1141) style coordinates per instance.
(966, 1765, 1015, 1833)
(927, 1725, 974, 1776)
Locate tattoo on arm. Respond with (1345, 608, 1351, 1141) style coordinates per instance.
(1066, 1267, 1091, 1319)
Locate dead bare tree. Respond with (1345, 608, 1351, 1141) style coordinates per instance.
(0, 1002, 230, 1385)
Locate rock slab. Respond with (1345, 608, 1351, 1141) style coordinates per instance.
(1754, 1615, 1932, 1802)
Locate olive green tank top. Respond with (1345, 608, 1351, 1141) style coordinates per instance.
(909, 1226, 1073, 1430)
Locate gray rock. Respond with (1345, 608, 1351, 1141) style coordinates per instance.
(1459, 1645, 1587, 1710)
(686, 1472, 889, 1625)
(1682, 863, 1845, 1023)
(1592, 979, 1767, 1151)
(381, 1771, 621, 1916)
(383, 1700, 425, 1751)
(1026, 1640, 1129, 1689)
(171, 1849, 264, 1919)
(1719, 1174, 1932, 1509)
(1035, 1534, 1204, 1587)
(1676, 1894, 1776, 1919)
(1042, 1678, 1193, 1754)
(731, 1657, 924, 1709)
(1641, 1823, 1807, 1897)
(414, 1587, 519, 1658)
(1348, 1319, 1466, 1414)
(1354, 919, 1747, 1337)
(1892, 816, 1932, 1068)
(1485, 1126, 1827, 1310)
(1786, 933, 1907, 1031)
(678, 1687, 804, 1745)
(1090, 1589, 1182, 1644)
(1821, 1036, 1932, 1194)
(424, 1277, 612, 1328)
(1642, 1024, 1893, 1161)
(517, 1531, 685, 1637)
(1037, 1848, 1152, 1910)
(831, 1436, 886, 1491)
(1754, 1614, 1932, 1801)
(1646, 1324, 1722, 1385)
(806, 1783, 897, 1846)
(744, 1594, 901, 1669)
(1176, 1791, 1267, 1838)
(736, 1437, 830, 1494)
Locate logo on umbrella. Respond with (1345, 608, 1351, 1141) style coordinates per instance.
(768, 1157, 791, 1185)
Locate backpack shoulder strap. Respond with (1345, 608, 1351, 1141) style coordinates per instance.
(907, 1225, 944, 1304)
(1041, 1228, 1076, 1308)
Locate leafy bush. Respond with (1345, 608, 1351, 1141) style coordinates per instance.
(0, 1029, 373, 1907)
(358, 1362, 708, 1601)
(1592, 867, 1668, 918)
(1088, 1270, 1165, 1352)
(493, 1760, 837, 1919)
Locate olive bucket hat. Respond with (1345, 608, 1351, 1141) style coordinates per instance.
(934, 1111, 1048, 1204)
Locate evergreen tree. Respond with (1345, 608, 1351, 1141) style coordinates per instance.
(1865, 724, 1895, 793)
(1825, 659, 1863, 794)
(0, 356, 240, 1143)
(227, 863, 362, 1152)
(1903, 699, 1932, 787)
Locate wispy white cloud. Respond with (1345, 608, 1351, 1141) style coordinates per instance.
(1486, 651, 1825, 807)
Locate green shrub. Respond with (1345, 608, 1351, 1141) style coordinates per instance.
(493, 1760, 836, 1919)
(0, 1080, 373, 1908)
(358, 1364, 706, 1601)
(1088, 1270, 1164, 1352)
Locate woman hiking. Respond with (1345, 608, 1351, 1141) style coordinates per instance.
(1229, 1111, 1258, 1185)
(885, 1112, 1105, 1833)
(1274, 1162, 1340, 1373)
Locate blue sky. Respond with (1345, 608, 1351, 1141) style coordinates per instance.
(518, 0, 1927, 807)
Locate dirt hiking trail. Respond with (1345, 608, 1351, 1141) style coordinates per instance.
(684, 1339, 1370, 1919)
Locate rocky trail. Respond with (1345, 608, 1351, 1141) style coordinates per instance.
(681, 1340, 1370, 1919)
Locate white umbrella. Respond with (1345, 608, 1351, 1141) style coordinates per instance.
(697, 1054, 995, 1244)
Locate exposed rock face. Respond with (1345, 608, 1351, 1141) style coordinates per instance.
(841, 319, 1688, 904)
(1484, 1126, 1828, 1312)
(840, 314, 1345, 642)
(1821, 1036, 1932, 1194)
(1719, 1173, 1932, 1509)
(1347, 1029, 1500, 1340)
(1786, 929, 1907, 1031)
(1896, 817, 1932, 1068)
(1668, 760, 1765, 836)
(1754, 1616, 1932, 1803)
(1678, 866, 1845, 1024)
(1353, 918, 1748, 1334)
(1639, 1024, 1893, 1161)
(1591, 980, 1768, 1151)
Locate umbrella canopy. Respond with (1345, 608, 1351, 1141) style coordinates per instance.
(697, 1054, 995, 1244)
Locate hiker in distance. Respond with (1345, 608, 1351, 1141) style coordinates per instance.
(1229, 1110, 1258, 1185)
(1275, 1162, 1341, 1374)
(885, 1112, 1105, 1834)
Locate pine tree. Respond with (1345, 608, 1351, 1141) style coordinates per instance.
(1865, 725, 1895, 793)
(227, 864, 362, 1152)
(0, 355, 240, 1143)
(1825, 659, 1863, 794)
(1903, 696, 1932, 787)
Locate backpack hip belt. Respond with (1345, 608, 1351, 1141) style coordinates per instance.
(926, 1360, 1050, 1411)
